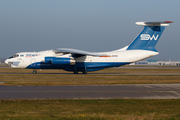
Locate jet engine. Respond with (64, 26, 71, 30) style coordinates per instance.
(45, 57, 75, 65)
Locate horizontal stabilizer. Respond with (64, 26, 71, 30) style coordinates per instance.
(136, 21, 173, 26)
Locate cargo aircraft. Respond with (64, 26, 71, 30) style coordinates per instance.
(5, 21, 173, 74)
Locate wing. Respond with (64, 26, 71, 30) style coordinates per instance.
(53, 48, 109, 57)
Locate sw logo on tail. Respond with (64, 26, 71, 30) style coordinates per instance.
(141, 34, 159, 40)
(5, 21, 173, 74)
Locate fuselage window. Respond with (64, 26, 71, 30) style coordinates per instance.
(20, 55, 24, 57)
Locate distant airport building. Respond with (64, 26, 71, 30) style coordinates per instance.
(132, 59, 180, 66)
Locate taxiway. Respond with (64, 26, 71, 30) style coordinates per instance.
(1, 84, 180, 99)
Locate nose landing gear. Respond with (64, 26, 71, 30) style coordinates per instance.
(32, 70, 37, 74)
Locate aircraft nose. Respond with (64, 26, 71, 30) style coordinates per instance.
(5, 59, 9, 64)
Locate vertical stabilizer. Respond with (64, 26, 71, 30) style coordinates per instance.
(127, 21, 173, 52)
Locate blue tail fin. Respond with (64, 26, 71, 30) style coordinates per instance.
(127, 21, 173, 52)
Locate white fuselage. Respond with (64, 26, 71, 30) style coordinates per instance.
(5, 49, 158, 69)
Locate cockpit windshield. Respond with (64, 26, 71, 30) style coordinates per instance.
(9, 54, 19, 59)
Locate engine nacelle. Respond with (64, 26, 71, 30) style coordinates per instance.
(45, 57, 75, 65)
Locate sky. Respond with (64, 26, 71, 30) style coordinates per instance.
(0, 0, 179, 60)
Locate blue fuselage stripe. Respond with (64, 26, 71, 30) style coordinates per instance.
(26, 62, 130, 72)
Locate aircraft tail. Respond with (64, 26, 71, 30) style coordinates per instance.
(127, 21, 173, 52)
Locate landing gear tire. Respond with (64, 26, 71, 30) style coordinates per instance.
(32, 70, 37, 74)
(82, 70, 87, 74)
(73, 70, 78, 74)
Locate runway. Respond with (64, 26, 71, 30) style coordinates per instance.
(1, 84, 180, 99)
(1, 73, 180, 75)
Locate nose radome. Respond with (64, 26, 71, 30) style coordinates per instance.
(5, 59, 8, 64)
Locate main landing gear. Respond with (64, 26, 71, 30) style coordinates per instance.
(32, 69, 87, 74)
(73, 70, 78, 74)
(82, 70, 87, 74)
(73, 70, 87, 74)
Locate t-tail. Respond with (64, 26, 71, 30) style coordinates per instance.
(127, 21, 173, 52)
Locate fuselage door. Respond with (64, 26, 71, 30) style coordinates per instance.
(30, 58, 36, 66)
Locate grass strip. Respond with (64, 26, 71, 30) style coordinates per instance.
(1, 67, 180, 73)
(0, 99, 180, 120)
(1, 68, 180, 85)
(1, 74, 180, 85)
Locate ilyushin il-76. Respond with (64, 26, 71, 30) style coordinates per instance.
(5, 21, 173, 74)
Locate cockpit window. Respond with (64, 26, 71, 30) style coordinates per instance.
(20, 55, 24, 57)
(9, 54, 19, 59)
